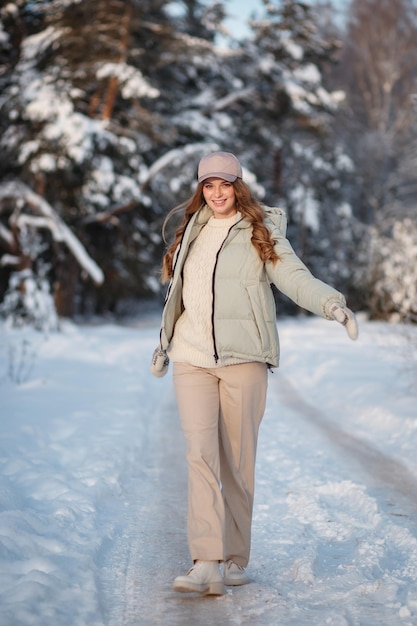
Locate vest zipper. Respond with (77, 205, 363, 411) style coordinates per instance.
(211, 251, 220, 362)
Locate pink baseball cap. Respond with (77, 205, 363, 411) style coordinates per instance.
(197, 151, 243, 183)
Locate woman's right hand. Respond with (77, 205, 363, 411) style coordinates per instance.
(150, 347, 170, 377)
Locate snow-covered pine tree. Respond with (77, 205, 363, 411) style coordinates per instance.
(355, 219, 417, 323)
(228, 0, 358, 300)
(0, 0, 171, 317)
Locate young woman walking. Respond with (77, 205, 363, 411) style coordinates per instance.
(151, 151, 358, 595)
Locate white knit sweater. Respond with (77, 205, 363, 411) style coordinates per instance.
(168, 211, 247, 368)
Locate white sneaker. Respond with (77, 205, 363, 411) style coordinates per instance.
(223, 560, 251, 586)
(173, 560, 225, 595)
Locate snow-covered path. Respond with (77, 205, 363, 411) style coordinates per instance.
(1, 314, 417, 625)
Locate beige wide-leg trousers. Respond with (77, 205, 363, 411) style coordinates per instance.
(173, 361, 268, 567)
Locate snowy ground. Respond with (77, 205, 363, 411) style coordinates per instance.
(1, 311, 417, 626)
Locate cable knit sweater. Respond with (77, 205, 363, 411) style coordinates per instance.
(168, 211, 247, 368)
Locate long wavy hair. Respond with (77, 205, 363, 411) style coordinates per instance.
(161, 178, 279, 283)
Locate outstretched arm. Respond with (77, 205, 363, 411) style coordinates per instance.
(266, 236, 358, 340)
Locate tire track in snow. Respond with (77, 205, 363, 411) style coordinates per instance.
(272, 373, 417, 523)
(260, 371, 417, 625)
(99, 387, 190, 625)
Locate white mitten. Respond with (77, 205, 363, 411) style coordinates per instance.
(150, 347, 170, 377)
(329, 304, 358, 341)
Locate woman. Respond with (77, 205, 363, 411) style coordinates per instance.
(151, 151, 358, 596)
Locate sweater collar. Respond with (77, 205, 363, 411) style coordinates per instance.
(207, 212, 242, 228)
(195, 204, 251, 229)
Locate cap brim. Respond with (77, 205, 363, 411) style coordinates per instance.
(198, 172, 238, 183)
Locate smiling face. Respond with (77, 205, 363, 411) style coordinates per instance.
(202, 177, 237, 219)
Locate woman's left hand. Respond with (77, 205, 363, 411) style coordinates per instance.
(329, 304, 359, 341)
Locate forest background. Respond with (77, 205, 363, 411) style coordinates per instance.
(0, 0, 416, 331)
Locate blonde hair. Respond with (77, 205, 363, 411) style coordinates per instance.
(161, 179, 279, 283)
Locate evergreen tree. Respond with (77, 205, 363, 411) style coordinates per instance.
(0, 0, 174, 316)
(234, 0, 357, 298)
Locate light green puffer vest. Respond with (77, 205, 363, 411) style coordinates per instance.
(160, 205, 345, 368)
